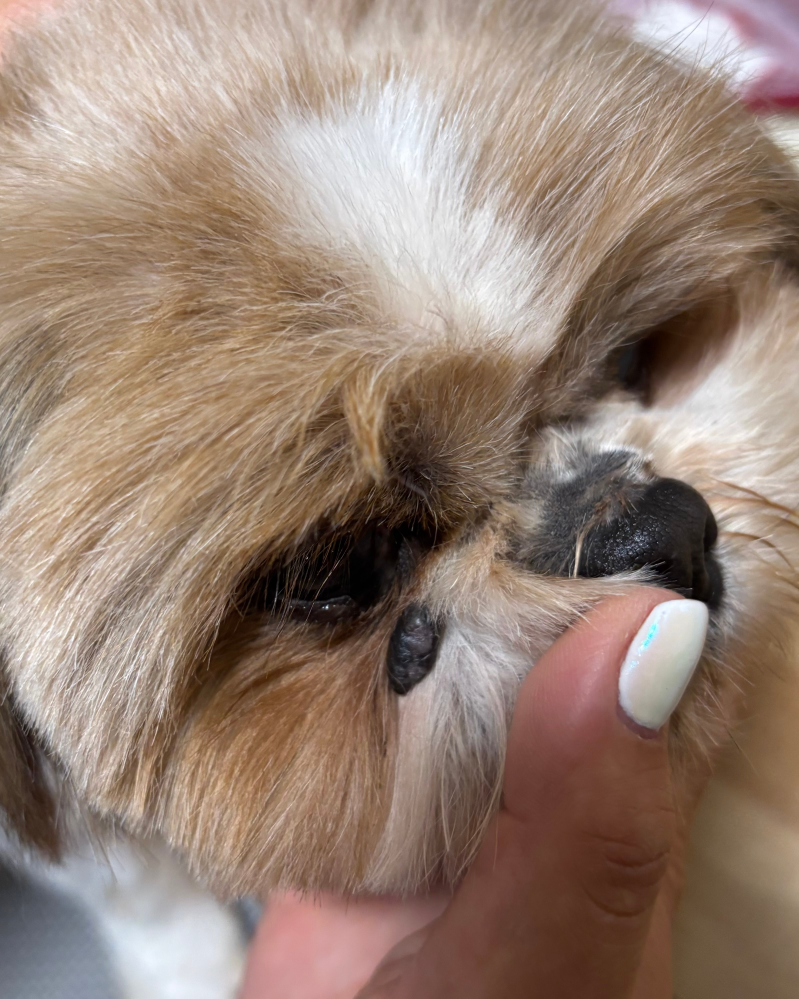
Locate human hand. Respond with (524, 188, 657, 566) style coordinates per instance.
(242, 590, 710, 999)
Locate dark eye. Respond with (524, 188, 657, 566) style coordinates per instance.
(613, 338, 651, 395)
(287, 527, 403, 623)
(245, 523, 411, 626)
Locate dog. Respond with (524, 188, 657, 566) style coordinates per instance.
(0, 0, 797, 994)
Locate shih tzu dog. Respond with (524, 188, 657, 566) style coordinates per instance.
(0, 0, 798, 994)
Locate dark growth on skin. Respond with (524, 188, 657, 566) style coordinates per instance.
(387, 604, 442, 694)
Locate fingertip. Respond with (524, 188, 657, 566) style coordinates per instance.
(396, 591, 688, 999)
(617, 599, 708, 732)
(502, 589, 684, 820)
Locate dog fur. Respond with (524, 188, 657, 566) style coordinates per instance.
(0, 0, 798, 926)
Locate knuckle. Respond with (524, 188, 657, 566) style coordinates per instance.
(579, 826, 671, 925)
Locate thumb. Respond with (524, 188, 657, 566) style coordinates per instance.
(388, 590, 708, 999)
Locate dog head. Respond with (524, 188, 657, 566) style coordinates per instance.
(0, 0, 798, 894)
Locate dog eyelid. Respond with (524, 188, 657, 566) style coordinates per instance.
(283, 595, 361, 625)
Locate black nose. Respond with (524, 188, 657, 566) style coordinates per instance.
(578, 478, 722, 607)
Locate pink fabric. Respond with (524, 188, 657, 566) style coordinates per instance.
(616, 0, 799, 111)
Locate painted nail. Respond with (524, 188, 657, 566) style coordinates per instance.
(618, 600, 709, 731)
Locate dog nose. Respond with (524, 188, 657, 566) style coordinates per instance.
(578, 478, 722, 606)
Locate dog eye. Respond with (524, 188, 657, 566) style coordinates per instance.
(246, 524, 406, 626)
(610, 296, 736, 405)
(613, 338, 651, 395)
(289, 528, 402, 622)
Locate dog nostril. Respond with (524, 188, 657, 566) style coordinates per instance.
(578, 478, 722, 607)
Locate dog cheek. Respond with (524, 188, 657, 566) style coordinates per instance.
(152, 623, 396, 897)
(364, 616, 529, 891)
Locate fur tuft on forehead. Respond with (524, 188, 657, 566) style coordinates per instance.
(0, 0, 797, 894)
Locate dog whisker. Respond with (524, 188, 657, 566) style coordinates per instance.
(710, 476, 799, 524)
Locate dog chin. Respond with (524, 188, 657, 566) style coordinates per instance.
(0, 0, 797, 900)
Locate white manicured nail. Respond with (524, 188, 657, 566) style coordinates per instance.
(618, 600, 709, 731)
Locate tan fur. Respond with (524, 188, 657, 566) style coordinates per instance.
(0, 0, 797, 899)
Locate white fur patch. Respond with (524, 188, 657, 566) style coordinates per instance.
(270, 82, 547, 347)
(366, 612, 528, 889)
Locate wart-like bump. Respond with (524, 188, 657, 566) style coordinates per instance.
(387, 604, 441, 695)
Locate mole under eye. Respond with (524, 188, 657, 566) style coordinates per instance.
(387, 603, 442, 694)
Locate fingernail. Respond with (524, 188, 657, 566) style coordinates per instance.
(618, 600, 709, 731)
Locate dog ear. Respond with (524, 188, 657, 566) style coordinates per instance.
(0, 665, 61, 858)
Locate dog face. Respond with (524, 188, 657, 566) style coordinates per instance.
(0, 0, 798, 895)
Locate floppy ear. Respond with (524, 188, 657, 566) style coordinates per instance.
(0, 665, 61, 858)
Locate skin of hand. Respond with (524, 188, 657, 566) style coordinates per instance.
(242, 589, 713, 999)
(0, 0, 48, 29)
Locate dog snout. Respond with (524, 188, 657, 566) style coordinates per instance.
(577, 478, 723, 607)
(518, 451, 723, 608)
